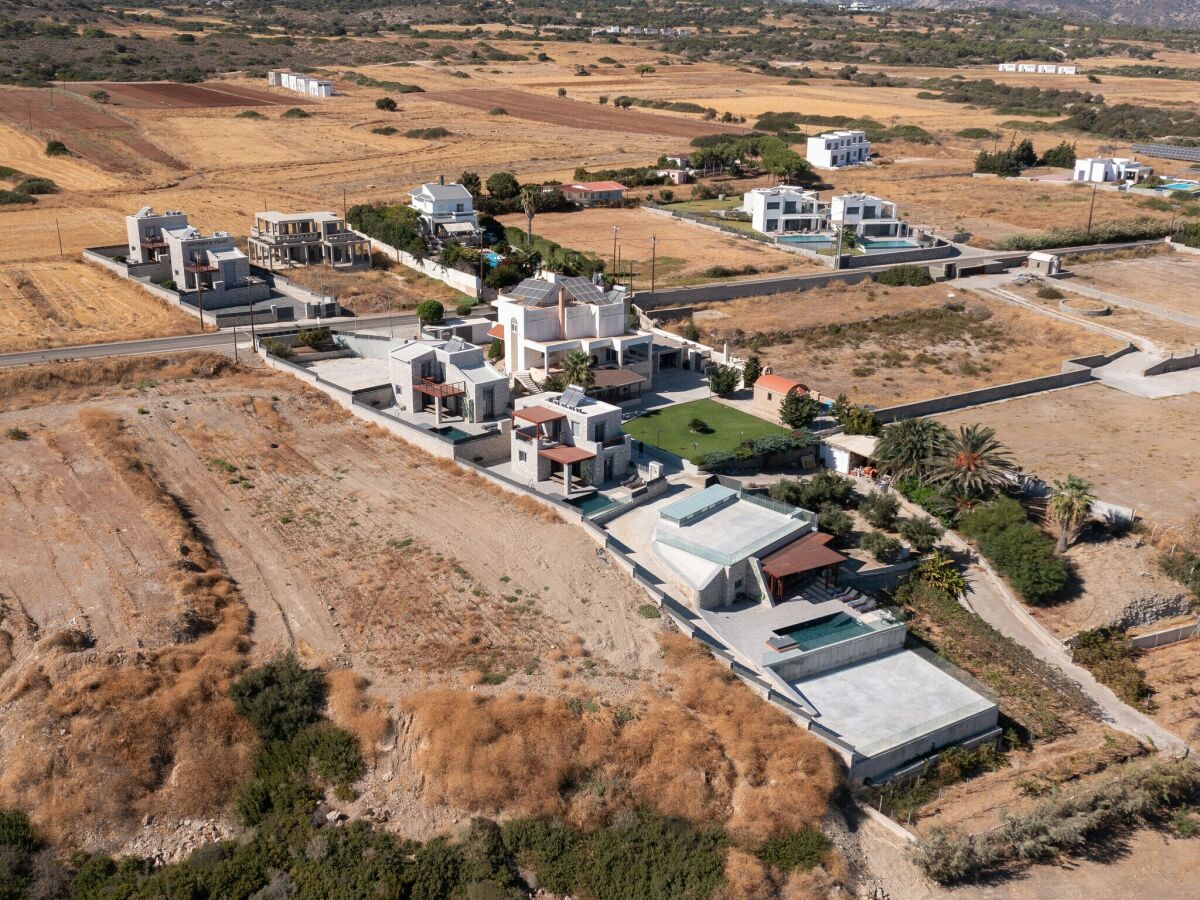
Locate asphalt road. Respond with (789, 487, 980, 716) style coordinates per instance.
(0, 312, 420, 369)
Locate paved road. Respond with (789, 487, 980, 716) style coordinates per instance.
(0, 312, 420, 369)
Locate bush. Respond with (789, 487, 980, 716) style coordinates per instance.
(708, 365, 740, 396)
(89, 89, 111, 104)
(488, 107, 508, 116)
(296, 327, 331, 349)
(998, 217, 1172, 252)
(817, 503, 853, 544)
(860, 530, 903, 563)
(405, 126, 451, 139)
(960, 497, 1067, 604)
(770, 471, 855, 510)
(371, 126, 398, 136)
(14, 176, 58, 195)
(260, 337, 293, 359)
(229, 655, 326, 743)
(281, 107, 310, 119)
(45, 140, 68, 156)
(859, 491, 900, 530)
(455, 300, 475, 317)
(876, 264, 933, 287)
(1040, 140, 1077, 168)
(6, 427, 30, 441)
(0, 189, 35, 205)
(956, 127, 998, 139)
(375, 97, 398, 111)
(687, 417, 710, 434)
(236, 110, 265, 119)
(1071, 627, 1151, 706)
(488, 339, 504, 361)
(415, 299, 445, 326)
(1036, 285, 1065, 300)
(898, 516, 944, 553)
(756, 827, 832, 872)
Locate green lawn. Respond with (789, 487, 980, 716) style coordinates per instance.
(624, 399, 788, 462)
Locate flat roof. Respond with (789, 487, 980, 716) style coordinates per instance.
(513, 405, 567, 425)
(824, 433, 879, 458)
(656, 488, 809, 565)
(592, 368, 646, 390)
(539, 445, 595, 465)
(305, 357, 392, 393)
(660, 484, 737, 524)
(256, 210, 340, 223)
(793, 649, 997, 758)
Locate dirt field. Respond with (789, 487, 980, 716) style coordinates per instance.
(1139, 636, 1200, 743)
(500, 206, 819, 287)
(934, 383, 1200, 526)
(1071, 253, 1200, 319)
(64, 81, 306, 109)
(420, 88, 746, 139)
(0, 260, 196, 352)
(683, 282, 1118, 407)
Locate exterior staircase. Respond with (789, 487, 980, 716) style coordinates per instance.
(514, 372, 541, 395)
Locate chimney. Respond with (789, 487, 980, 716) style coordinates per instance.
(438, 174, 445, 186)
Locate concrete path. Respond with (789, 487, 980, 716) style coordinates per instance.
(1092, 349, 1200, 398)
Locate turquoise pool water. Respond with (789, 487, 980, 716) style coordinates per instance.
(1162, 181, 1200, 192)
(569, 493, 620, 516)
(432, 425, 472, 442)
(861, 239, 919, 250)
(778, 234, 834, 247)
(778, 612, 873, 652)
(483, 250, 503, 267)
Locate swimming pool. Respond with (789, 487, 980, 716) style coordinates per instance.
(778, 234, 834, 248)
(861, 239, 919, 251)
(482, 250, 503, 268)
(432, 425, 472, 443)
(776, 612, 873, 652)
(568, 493, 621, 517)
(1162, 181, 1200, 192)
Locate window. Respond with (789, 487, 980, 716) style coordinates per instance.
(571, 421, 580, 438)
(765, 219, 778, 231)
(594, 421, 606, 442)
(766, 201, 780, 210)
(784, 201, 797, 214)
(518, 450, 527, 462)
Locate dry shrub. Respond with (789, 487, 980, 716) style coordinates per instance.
(719, 847, 779, 900)
(0, 409, 255, 844)
(0, 353, 240, 411)
(404, 635, 841, 838)
(326, 669, 391, 754)
(783, 865, 840, 899)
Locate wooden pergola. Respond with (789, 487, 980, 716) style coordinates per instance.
(761, 532, 849, 600)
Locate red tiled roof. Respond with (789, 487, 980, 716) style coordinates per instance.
(487, 323, 504, 340)
(761, 532, 848, 579)
(513, 405, 567, 425)
(538, 445, 595, 465)
(755, 373, 808, 395)
(564, 181, 627, 192)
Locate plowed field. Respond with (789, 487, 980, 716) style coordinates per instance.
(66, 81, 310, 109)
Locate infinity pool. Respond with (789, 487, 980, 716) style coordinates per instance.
(776, 612, 873, 652)
(432, 425, 472, 442)
(568, 493, 621, 517)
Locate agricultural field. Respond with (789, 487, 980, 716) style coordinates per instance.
(678, 282, 1118, 408)
(0, 259, 196, 351)
(499, 206, 820, 288)
(0, 355, 843, 888)
(933, 383, 1200, 527)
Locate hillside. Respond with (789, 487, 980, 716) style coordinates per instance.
(868, 0, 1200, 29)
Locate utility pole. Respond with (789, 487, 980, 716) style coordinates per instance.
(55, 218, 63, 257)
(1086, 183, 1097, 238)
(232, 325, 239, 363)
(650, 234, 657, 294)
(833, 223, 845, 270)
(611, 225, 620, 273)
(26, 99, 32, 131)
(342, 187, 347, 221)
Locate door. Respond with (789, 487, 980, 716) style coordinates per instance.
(603, 455, 614, 482)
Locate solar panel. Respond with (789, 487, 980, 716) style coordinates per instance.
(508, 278, 556, 304)
(1131, 143, 1200, 163)
(560, 276, 606, 304)
(558, 386, 583, 409)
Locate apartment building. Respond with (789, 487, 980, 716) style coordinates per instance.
(267, 70, 333, 98)
(510, 386, 631, 495)
(389, 337, 509, 425)
(806, 130, 870, 168)
(830, 193, 909, 239)
(492, 275, 653, 393)
(743, 185, 826, 235)
(248, 211, 370, 270)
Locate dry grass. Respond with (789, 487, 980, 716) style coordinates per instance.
(0, 409, 254, 843)
(404, 634, 841, 842)
(1138, 636, 1200, 743)
(279, 255, 470, 315)
(326, 669, 392, 754)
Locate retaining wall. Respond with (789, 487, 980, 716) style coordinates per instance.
(636, 269, 874, 308)
(840, 241, 957, 270)
(353, 230, 483, 298)
(1056, 280, 1200, 329)
(1130, 619, 1200, 650)
(1143, 349, 1200, 376)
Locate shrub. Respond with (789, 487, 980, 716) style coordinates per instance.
(455, 300, 475, 317)
(687, 417, 710, 434)
(770, 471, 855, 510)
(960, 498, 1067, 604)
(876, 264, 933, 287)
(375, 97, 398, 111)
(637, 603, 662, 619)
(860, 530, 903, 563)
(817, 504, 853, 544)
(956, 127, 998, 139)
(405, 126, 451, 139)
(756, 827, 832, 872)
(158, 278, 176, 290)
(6, 427, 30, 441)
(859, 491, 900, 530)
(898, 516, 944, 553)
(45, 140, 68, 156)
(1071, 627, 1151, 706)
(415, 299, 445, 325)
(0, 189, 35, 205)
(260, 337, 293, 359)
(487, 339, 504, 361)
(229, 655, 326, 742)
(1159, 549, 1200, 597)
(371, 126, 398, 135)
(708, 365, 740, 396)
(0, 166, 19, 179)
(89, 89, 111, 104)
(998, 217, 1172, 252)
(1040, 140, 1077, 168)
(488, 107, 508, 116)
(1036, 285, 1065, 300)
(281, 107, 310, 119)
(14, 177, 57, 195)
(236, 110, 265, 119)
(296, 327, 332, 349)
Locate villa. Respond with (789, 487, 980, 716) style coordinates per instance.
(492, 275, 654, 395)
(1073, 157, 1154, 184)
(247, 211, 371, 271)
(408, 182, 479, 243)
(509, 386, 632, 495)
(559, 181, 628, 205)
(389, 337, 509, 425)
(806, 130, 871, 169)
(155, 220, 267, 309)
(830, 193, 910, 240)
(125, 207, 188, 265)
(742, 186, 826, 236)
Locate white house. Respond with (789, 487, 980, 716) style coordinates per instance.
(408, 182, 478, 241)
(997, 63, 1018, 73)
(492, 275, 653, 392)
(830, 193, 909, 239)
(267, 71, 333, 98)
(510, 387, 631, 495)
(743, 185, 826, 235)
(1017, 63, 1037, 73)
(1057, 65, 1078, 75)
(126, 206, 189, 265)
(1073, 157, 1154, 184)
(389, 337, 508, 425)
(806, 130, 870, 168)
(1036, 64, 1057, 74)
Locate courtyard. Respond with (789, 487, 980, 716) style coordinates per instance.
(624, 397, 789, 461)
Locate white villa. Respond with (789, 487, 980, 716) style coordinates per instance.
(408, 182, 479, 242)
(806, 130, 871, 168)
(267, 70, 332, 98)
(1073, 157, 1154, 184)
(125, 207, 188, 264)
(510, 386, 632, 495)
(248, 211, 370, 271)
(492, 275, 653, 394)
(742, 185, 826, 235)
(830, 193, 909, 239)
(389, 337, 509, 425)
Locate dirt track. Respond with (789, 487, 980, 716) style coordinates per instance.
(419, 88, 747, 139)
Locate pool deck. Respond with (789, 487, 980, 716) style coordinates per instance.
(698, 595, 852, 665)
(305, 357, 392, 393)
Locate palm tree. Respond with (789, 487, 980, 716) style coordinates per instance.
(520, 185, 539, 244)
(1049, 475, 1095, 553)
(561, 349, 593, 388)
(931, 424, 1015, 504)
(914, 550, 967, 601)
(874, 418, 952, 483)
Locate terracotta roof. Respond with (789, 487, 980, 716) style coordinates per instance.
(564, 181, 627, 192)
(591, 368, 646, 389)
(487, 323, 504, 340)
(755, 373, 808, 395)
(761, 531, 848, 579)
(538, 445, 595, 465)
(513, 405, 567, 425)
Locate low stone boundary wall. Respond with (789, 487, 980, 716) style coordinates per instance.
(1131, 619, 1199, 650)
(636, 269, 874, 308)
(1056, 279, 1200, 329)
(353, 230, 483, 299)
(1143, 349, 1200, 376)
(840, 241, 957, 270)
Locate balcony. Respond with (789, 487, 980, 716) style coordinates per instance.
(250, 228, 322, 245)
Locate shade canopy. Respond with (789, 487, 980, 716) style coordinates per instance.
(513, 406, 567, 425)
(761, 531, 848, 579)
(538, 445, 595, 465)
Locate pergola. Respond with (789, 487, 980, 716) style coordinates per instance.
(761, 532, 849, 600)
(413, 377, 465, 424)
(538, 444, 595, 497)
